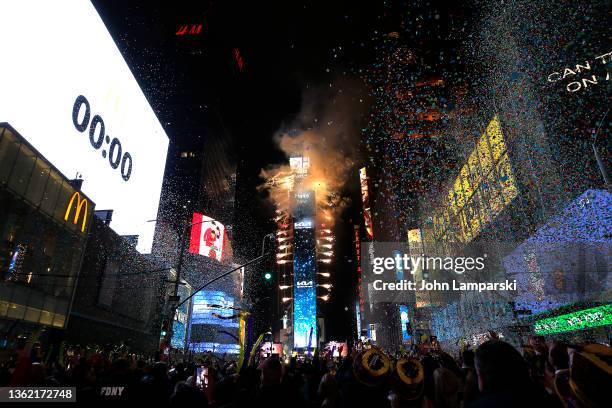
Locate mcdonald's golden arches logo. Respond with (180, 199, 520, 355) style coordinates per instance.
(64, 192, 88, 233)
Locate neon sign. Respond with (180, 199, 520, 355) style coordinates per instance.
(64, 192, 89, 232)
(233, 48, 244, 72)
(175, 24, 203, 36)
(534, 304, 612, 335)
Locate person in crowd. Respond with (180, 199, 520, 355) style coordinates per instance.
(459, 348, 479, 404)
(469, 340, 560, 408)
(169, 380, 209, 407)
(433, 367, 460, 408)
(254, 356, 295, 407)
(134, 361, 172, 405)
(318, 369, 341, 407)
(3, 335, 610, 407)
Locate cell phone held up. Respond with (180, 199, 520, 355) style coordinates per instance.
(195, 366, 209, 390)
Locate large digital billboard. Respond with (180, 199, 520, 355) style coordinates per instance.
(293, 228, 317, 349)
(399, 305, 412, 342)
(293, 189, 317, 350)
(189, 213, 227, 263)
(431, 116, 518, 243)
(190, 290, 239, 327)
(503, 189, 611, 315)
(290, 156, 310, 177)
(171, 283, 192, 349)
(188, 290, 240, 354)
(0, 1, 168, 253)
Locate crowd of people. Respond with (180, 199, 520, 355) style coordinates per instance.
(0, 335, 609, 407)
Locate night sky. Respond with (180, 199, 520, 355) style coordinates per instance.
(91, 0, 472, 341)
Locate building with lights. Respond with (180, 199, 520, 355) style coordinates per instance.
(150, 100, 242, 356)
(407, 0, 611, 349)
(0, 124, 95, 347)
(0, 125, 166, 354)
(270, 156, 334, 353)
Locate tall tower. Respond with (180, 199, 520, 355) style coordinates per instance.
(271, 156, 334, 353)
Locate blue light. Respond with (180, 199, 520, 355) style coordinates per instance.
(399, 305, 411, 342)
(393, 250, 404, 280)
(190, 290, 238, 327)
(189, 342, 240, 354)
(293, 213, 317, 349)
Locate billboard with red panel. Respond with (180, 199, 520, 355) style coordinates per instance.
(189, 213, 227, 263)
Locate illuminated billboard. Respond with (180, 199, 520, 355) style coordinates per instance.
(171, 284, 191, 349)
(190, 290, 238, 327)
(534, 304, 612, 335)
(0, 1, 169, 253)
(290, 156, 310, 177)
(359, 168, 374, 239)
(189, 213, 227, 263)
(431, 116, 518, 243)
(293, 228, 317, 349)
(189, 290, 240, 354)
(293, 188, 317, 349)
(504, 189, 611, 314)
(399, 305, 411, 342)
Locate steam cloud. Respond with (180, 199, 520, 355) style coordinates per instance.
(260, 78, 366, 219)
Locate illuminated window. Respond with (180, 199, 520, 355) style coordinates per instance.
(477, 133, 493, 175)
(431, 116, 518, 244)
(487, 117, 506, 163)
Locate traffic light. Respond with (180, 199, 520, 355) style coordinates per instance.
(160, 319, 169, 337)
(264, 272, 272, 281)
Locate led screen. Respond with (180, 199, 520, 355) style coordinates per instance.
(290, 156, 310, 176)
(534, 304, 612, 335)
(190, 290, 238, 327)
(504, 189, 611, 314)
(0, 1, 169, 253)
(294, 228, 317, 349)
(171, 285, 191, 349)
(189, 213, 227, 262)
(400, 305, 411, 342)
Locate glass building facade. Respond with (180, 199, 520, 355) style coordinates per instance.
(0, 124, 93, 334)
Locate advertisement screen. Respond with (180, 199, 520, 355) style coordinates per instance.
(188, 290, 240, 354)
(290, 156, 310, 176)
(399, 305, 412, 342)
(293, 227, 317, 349)
(0, 1, 168, 253)
(190, 290, 238, 327)
(189, 213, 227, 262)
(260, 342, 283, 357)
(171, 284, 191, 349)
(325, 341, 348, 357)
(504, 189, 611, 315)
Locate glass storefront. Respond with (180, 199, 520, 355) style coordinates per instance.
(0, 124, 93, 330)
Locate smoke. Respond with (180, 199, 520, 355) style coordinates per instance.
(260, 78, 366, 219)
